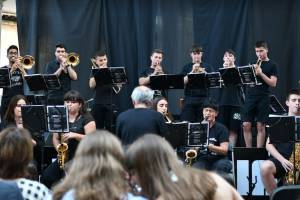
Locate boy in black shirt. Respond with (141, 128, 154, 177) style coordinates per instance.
(242, 41, 278, 147)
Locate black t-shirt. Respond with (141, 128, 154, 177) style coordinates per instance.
(199, 121, 229, 160)
(67, 113, 94, 160)
(116, 108, 167, 145)
(90, 70, 115, 105)
(1, 66, 24, 104)
(246, 60, 278, 96)
(181, 62, 211, 97)
(46, 60, 72, 103)
(219, 85, 244, 106)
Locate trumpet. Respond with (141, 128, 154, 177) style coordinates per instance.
(66, 52, 80, 67)
(192, 63, 206, 73)
(20, 55, 35, 70)
(90, 58, 98, 69)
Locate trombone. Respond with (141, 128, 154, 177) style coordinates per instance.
(19, 55, 35, 70)
(66, 52, 80, 67)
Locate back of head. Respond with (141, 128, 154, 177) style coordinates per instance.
(0, 127, 33, 179)
(126, 134, 180, 199)
(131, 86, 154, 107)
(53, 130, 127, 200)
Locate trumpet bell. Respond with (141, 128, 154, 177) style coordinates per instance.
(67, 52, 80, 67)
(21, 55, 35, 70)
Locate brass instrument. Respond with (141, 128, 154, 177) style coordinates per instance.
(66, 52, 80, 67)
(57, 134, 69, 169)
(185, 149, 197, 167)
(90, 58, 98, 69)
(20, 55, 35, 69)
(192, 63, 206, 73)
(285, 143, 300, 184)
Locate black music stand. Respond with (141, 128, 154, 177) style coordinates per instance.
(219, 67, 242, 87)
(165, 122, 188, 149)
(206, 72, 222, 88)
(47, 105, 69, 133)
(24, 74, 61, 91)
(187, 72, 221, 89)
(233, 147, 269, 199)
(149, 74, 184, 90)
(269, 95, 286, 114)
(187, 122, 209, 153)
(0, 68, 11, 88)
(238, 65, 261, 85)
(268, 115, 295, 144)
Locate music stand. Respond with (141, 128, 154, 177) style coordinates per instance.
(24, 74, 61, 91)
(187, 122, 209, 153)
(186, 73, 207, 89)
(268, 115, 295, 144)
(269, 95, 286, 114)
(92, 68, 113, 86)
(206, 72, 222, 88)
(110, 67, 128, 85)
(238, 65, 261, 85)
(165, 122, 188, 149)
(0, 68, 11, 88)
(149, 74, 184, 90)
(219, 67, 242, 87)
(47, 105, 69, 133)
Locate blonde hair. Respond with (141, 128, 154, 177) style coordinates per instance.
(52, 130, 127, 200)
(126, 134, 216, 200)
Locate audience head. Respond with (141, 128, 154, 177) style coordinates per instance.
(0, 127, 33, 179)
(53, 130, 127, 200)
(286, 88, 300, 115)
(131, 86, 154, 108)
(64, 90, 87, 115)
(4, 94, 28, 123)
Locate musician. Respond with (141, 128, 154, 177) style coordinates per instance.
(152, 96, 174, 123)
(89, 50, 117, 131)
(242, 41, 278, 147)
(181, 45, 212, 122)
(41, 90, 96, 188)
(45, 43, 77, 105)
(260, 89, 300, 195)
(192, 99, 231, 174)
(116, 86, 167, 145)
(218, 49, 244, 148)
(1, 45, 26, 119)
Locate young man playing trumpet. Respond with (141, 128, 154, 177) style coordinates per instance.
(180, 45, 212, 122)
(45, 43, 77, 105)
(242, 41, 278, 147)
(89, 50, 117, 132)
(1, 45, 27, 119)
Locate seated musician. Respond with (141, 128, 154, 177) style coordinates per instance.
(260, 89, 300, 195)
(192, 99, 232, 174)
(41, 90, 96, 188)
(152, 96, 174, 123)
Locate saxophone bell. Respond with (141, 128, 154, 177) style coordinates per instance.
(185, 149, 198, 167)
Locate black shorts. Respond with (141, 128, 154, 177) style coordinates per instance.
(242, 95, 270, 123)
(218, 105, 241, 132)
(268, 157, 287, 178)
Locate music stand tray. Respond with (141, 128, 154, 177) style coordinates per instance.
(47, 105, 69, 133)
(186, 73, 207, 89)
(24, 74, 61, 91)
(0, 68, 11, 88)
(21, 105, 47, 133)
(219, 67, 242, 87)
(92, 68, 113, 86)
(110, 67, 128, 85)
(165, 122, 188, 149)
(150, 74, 184, 90)
(187, 122, 209, 147)
(206, 72, 222, 88)
(238, 65, 260, 85)
(43, 74, 61, 90)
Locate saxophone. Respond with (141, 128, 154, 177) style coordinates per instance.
(57, 134, 68, 169)
(285, 143, 300, 184)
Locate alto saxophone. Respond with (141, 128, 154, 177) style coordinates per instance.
(285, 143, 300, 184)
(57, 134, 69, 169)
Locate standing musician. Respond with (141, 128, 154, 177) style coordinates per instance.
(45, 43, 77, 105)
(1, 45, 27, 120)
(242, 41, 278, 147)
(218, 49, 244, 149)
(192, 99, 231, 175)
(260, 89, 300, 195)
(181, 45, 212, 122)
(41, 90, 96, 188)
(89, 50, 117, 131)
(139, 49, 165, 97)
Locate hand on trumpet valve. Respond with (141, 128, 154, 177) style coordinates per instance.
(192, 63, 205, 73)
(154, 65, 164, 75)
